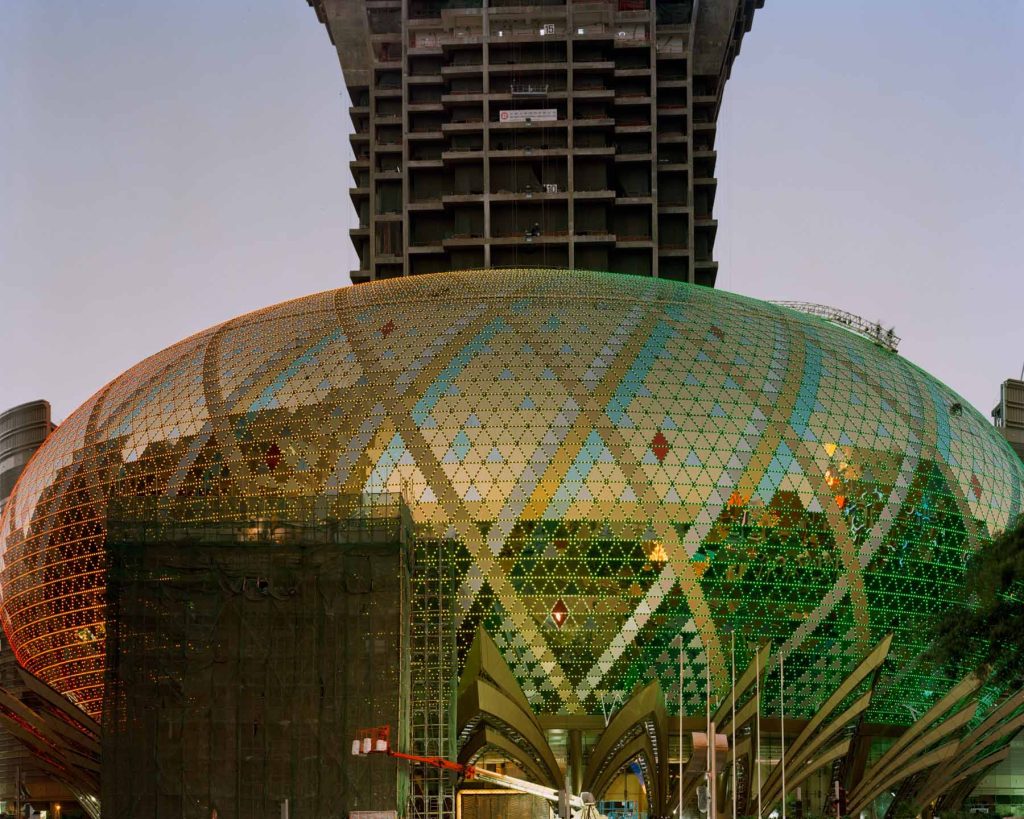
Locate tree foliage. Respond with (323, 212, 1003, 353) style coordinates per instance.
(928, 515, 1024, 688)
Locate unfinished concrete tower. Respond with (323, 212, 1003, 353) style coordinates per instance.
(308, 0, 763, 285)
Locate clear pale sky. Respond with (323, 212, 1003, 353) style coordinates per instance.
(2, 1, 1021, 425)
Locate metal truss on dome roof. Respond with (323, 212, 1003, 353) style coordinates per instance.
(772, 301, 901, 352)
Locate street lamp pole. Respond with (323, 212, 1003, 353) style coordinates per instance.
(731, 630, 736, 819)
(780, 650, 787, 819)
(755, 648, 762, 819)
(679, 636, 684, 817)
(706, 656, 713, 819)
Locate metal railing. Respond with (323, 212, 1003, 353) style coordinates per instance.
(772, 301, 901, 352)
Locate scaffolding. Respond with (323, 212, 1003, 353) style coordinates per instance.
(408, 537, 457, 819)
(103, 494, 413, 819)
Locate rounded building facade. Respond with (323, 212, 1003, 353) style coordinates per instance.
(1, 269, 1021, 722)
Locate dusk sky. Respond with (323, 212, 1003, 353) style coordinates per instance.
(2, 0, 1022, 425)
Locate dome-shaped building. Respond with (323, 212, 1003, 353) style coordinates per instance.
(3, 269, 1021, 723)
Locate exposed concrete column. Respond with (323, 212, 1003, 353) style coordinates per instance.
(565, 2, 575, 271)
(648, 0, 658, 278)
(684, 8, 697, 283)
(401, 0, 410, 275)
(482, 2, 491, 269)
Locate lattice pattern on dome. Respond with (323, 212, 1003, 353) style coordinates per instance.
(1, 268, 1022, 723)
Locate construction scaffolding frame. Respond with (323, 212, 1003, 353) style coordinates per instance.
(408, 536, 457, 819)
(103, 494, 413, 819)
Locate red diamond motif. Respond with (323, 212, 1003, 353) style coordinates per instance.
(651, 431, 669, 463)
(551, 599, 569, 629)
(971, 474, 982, 500)
(381, 320, 396, 339)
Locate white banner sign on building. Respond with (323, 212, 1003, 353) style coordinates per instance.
(498, 108, 558, 123)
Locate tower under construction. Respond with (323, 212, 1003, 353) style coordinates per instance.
(308, 0, 763, 285)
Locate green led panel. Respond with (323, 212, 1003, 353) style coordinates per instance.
(1, 269, 1021, 723)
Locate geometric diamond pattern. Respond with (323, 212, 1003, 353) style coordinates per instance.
(1, 268, 1022, 724)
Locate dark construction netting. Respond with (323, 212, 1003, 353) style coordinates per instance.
(102, 496, 412, 819)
